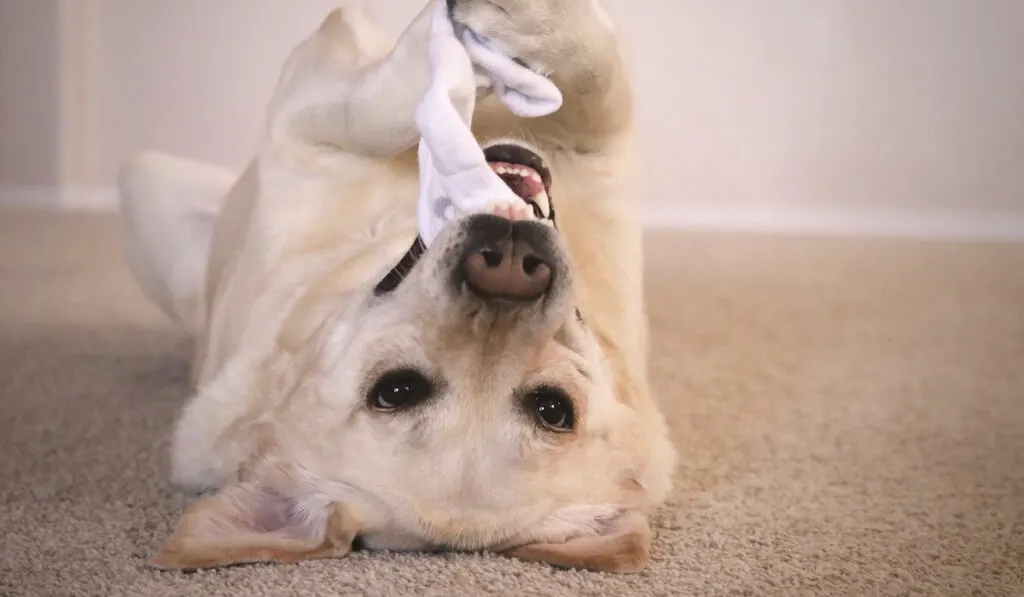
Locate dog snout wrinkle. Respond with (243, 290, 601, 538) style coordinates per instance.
(461, 215, 555, 302)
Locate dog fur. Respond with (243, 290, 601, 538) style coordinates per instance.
(119, 0, 677, 574)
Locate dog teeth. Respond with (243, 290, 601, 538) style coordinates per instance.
(493, 165, 544, 184)
(529, 190, 551, 216)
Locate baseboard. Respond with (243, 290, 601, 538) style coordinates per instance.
(3, 186, 1022, 242)
(0, 185, 118, 212)
(643, 203, 1024, 242)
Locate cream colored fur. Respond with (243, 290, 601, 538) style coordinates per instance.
(119, 0, 676, 574)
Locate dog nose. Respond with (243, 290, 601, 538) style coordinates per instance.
(463, 217, 553, 302)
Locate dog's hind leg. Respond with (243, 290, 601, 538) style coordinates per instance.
(118, 151, 234, 336)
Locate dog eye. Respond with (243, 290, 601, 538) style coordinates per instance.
(368, 370, 434, 411)
(529, 387, 575, 432)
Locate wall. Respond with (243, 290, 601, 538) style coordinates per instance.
(2, 0, 1023, 236)
(86, 0, 423, 187)
(0, 1, 62, 187)
(641, 0, 1024, 229)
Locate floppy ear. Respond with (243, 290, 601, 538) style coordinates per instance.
(504, 511, 652, 574)
(151, 481, 359, 571)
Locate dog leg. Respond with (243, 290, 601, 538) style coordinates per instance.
(451, 0, 635, 149)
(269, 2, 464, 159)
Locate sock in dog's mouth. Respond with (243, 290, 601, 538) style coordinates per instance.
(485, 144, 553, 211)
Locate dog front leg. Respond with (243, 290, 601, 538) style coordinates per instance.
(268, 1, 457, 159)
(451, 0, 634, 151)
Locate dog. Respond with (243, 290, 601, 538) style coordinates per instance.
(119, 0, 677, 574)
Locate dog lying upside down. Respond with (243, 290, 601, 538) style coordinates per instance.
(118, 0, 677, 574)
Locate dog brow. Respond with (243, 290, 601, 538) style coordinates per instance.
(553, 325, 592, 381)
(573, 361, 592, 381)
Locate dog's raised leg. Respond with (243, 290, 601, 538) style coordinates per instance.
(267, 2, 457, 160)
(268, 0, 628, 160)
(451, 0, 635, 150)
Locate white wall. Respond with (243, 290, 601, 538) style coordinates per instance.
(86, 0, 423, 186)
(0, 1, 61, 187)
(649, 1, 1024, 215)
(3, 0, 1024, 236)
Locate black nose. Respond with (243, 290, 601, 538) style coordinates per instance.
(459, 215, 557, 303)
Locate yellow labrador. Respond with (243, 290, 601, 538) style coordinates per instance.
(119, 0, 676, 574)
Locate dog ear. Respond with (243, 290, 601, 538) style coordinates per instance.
(504, 511, 652, 574)
(150, 481, 359, 571)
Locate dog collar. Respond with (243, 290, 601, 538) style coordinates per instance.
(373, 235, 429, 296)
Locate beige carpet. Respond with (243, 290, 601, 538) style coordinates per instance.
(1, 209, 1022, 597)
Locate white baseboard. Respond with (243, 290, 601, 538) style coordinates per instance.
(0, 185, 118, 212)
(642, 203, 1024, 242)
(3, 186, 1022, 242)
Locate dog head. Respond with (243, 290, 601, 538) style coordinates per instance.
(152, 141, 675, 574)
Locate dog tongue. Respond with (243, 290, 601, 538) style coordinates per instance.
(489, 161, 545, 199)
(497, 172, 544, 199)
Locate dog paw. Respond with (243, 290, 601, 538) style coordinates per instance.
(448, 0, 611, 73)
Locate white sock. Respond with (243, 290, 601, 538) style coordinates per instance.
(414, 0, 563, 247)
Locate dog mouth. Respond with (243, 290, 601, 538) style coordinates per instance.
(484, 144, 553, 219)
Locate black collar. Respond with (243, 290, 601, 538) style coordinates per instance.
(373, 236, 428, 295)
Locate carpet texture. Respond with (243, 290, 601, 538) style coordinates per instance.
(1, 209, 1022, 597)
